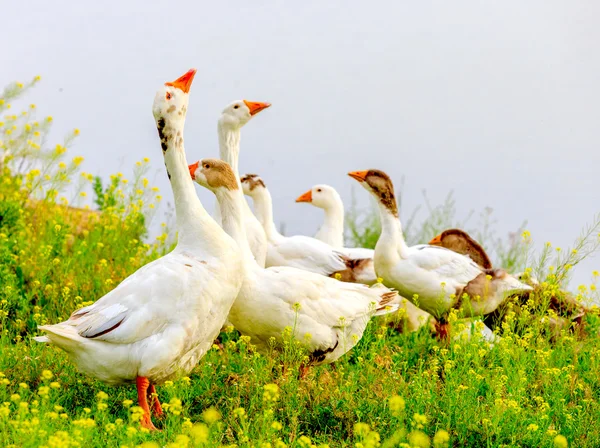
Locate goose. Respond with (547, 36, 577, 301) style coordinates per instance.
(190, 159, 399, 372)
(348, 169, 533, 337)
(428, 229, 492, 269)
(239, 174, 364, 280)
(429, 228, 588, 339)
(208, 100, 271, 267)
(34, 69, 244, 430)
(296, 183, 377, 284)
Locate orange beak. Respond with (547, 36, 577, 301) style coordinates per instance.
(295, 190, 312, 203)
(243, 100, 271, 116)
(188, 161, 199, 179)
(165, 69, 197, 93)
(429, 234, 442, 245)
(348, 170, 369, 182)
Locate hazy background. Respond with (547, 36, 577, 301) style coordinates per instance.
(3, 0, 599, 286)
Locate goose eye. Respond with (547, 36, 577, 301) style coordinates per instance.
(166, 92, 172, 100)
(233, 105, 239, 109)
(203, 163, 210, 169)
(317, 189, 322, 192)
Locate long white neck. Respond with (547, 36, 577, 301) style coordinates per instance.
(316, 200, 345, 248)
(249, 189, 281, 241)
(161, 120, 224, 252)
(218, 123, 242, 186)
(376, 200, 410, 259)
(215, 188, 258, 269)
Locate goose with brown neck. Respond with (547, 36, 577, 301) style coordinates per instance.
(34, 70, 244, 431)
(191, 159, 400, 370)
(429, 228, 589, 339)
(209, 99, 271, 267)
(348, 169, 533, 334)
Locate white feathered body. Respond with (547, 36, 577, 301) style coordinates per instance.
(228, 265, 397, 365)
(37, 247, 243, 385)
(375, 242, 531, 318)
(265, 235, 347, 277)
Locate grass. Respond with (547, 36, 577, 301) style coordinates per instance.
(1, 80, 600, 448)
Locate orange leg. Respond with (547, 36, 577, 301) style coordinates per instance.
(435, 320, 451, 342)
(148, 384, 164, 418)
(136, 376, 158, 431)
(298, 364, 311, 380)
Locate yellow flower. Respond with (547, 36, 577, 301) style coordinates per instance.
(16, 82, 24, 89)
(50, 382, 60, 389)
(389, 395, 405, 417)
(34, 75, 41, 82)
(527, 424, 538, 432)
(263, 383, 281, 403)
(74, 128, 80, 135)
(19, 383, 29, 390)
(152, 186, 159, 192)
(433, 429, 450, 447)
(96, 391, 108, 401)
(202, 407, 221, 424)
(413, 412, 428, 428)
(80, 191, 87, 197)
(46, 116, 53, 122)
(143, 157, 150, 163)
(73, 156, 84, 165)
(30, 104, 36, 109)
(190, 423, 209, 443)
(58, 162, 67, 169)
(554, 435, 568, 448)
(408, 430, 431, 448)
(38, 386, 50, 397)
(122, 399, 133, 408)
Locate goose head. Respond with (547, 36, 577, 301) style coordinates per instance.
(189, 159, 238, 193)
(240, 173, 267, 199)
(429, 229, 493, 270)
(296, 184, 341, 210)
(152, 69, 196, 129)
(348, 169, 398, 217)
(218, 100, 271, 130)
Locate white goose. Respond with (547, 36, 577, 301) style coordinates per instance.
(348, 169, 532, 337)
(34, 70, 243, 430)
(203, 100, 270, 267)
(239, 174, 362, 280)
(190, 159, 399, 370)
(296, 184, 377, 285)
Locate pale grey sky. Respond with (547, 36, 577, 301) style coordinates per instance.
(4, 0, 599, 287)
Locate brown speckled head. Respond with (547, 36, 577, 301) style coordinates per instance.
(198, 159, 238, 191)
(240, 173, 266, 191)
(429, 229, 493, 269)
(348, 169, 398, 217)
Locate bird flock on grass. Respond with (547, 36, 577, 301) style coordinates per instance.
(35, 69, 586, 430)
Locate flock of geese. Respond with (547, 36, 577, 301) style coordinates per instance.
(35, 69, 539, 430)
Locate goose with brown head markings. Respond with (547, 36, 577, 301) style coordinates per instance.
(429, 229, 492, 269)
(191, 159, 400, 372)
(239, 174, 366, 280)
(34, 70, 244, 431)
(211, 99, 271, 267)
(348, 169, 533, 337)
(429, 228, 590, 339)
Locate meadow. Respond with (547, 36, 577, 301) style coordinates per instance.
(1, 80, 600, 448)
